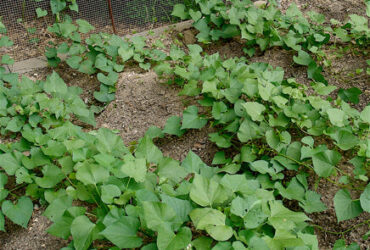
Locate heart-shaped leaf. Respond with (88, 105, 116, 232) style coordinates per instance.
(2, 196, 33, 228)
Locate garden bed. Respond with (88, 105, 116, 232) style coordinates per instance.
(0, 0, 369, 249)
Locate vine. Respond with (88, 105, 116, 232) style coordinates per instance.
(0, 0, 369, 249)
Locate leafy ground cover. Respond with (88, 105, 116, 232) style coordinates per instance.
(0, 0, 369, 249)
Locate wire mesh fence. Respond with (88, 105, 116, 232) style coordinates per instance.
(0, 0, 184, 60)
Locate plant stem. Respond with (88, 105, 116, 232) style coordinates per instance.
(311, 220, 370, 235)
(277, 152, 364, 191)
(22, 0, 26, 21)
(86, 212, 97, 218)
(9, 183, 27, 193)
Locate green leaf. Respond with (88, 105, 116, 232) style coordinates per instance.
(325, 127, 359, 150)
(35, 164, 65, 188)
(43, 195, 73, 222)
(286, 142, 302, 161)
(0, 173, 7, 189)
(163, 116, 185, 136)
(0, 36, 13, 47)
(0, 153, 22, 175)
(43, 71, 68, 96)
(16, 169, 33, 185)
(243, 102, 266, 121)
(145, 126, 164, 139)
(42, 140, 67, 157)
(230, 196, 248, 217)
(360, 184, 370, 212)
(66, 56, 82, 69)
(118, 47, 134, 62)
(0, 211, 4, 231)
(250, 160, 282, 179)
(1, 54, 14, 65)
(97, 71, 119, 86)
(101, 184, 121, 204)
(69, 1, 79, 12)
(2, 196, 33, 228)
(360, 106, 370, 123)
(171, 4, 189, 20)
(312, 150, 341, 177)
(221, 174, 258, 195)
(142, 201, 177, 232)
(157, 227, 192, 250)
(71, 215, 96, 250)
(194, 19, 211, 42)
(50, 0, 66, 14)
(181, 106, 207, 129)
(338, 88, 362, 104)
(237, 119, 264, 142)
(312, 82, 337, 95)
(327, 108, 347, 127)
(208, 133, 231, 148)
(190, 208, 233, 241)
(299, 191, 327, 213)
(78, 60, 96, 75)
(268, 201, 309, 231)
(76, 19, 94, 34)
(334, 189, 363, 222)
(206, 225, 233, 242)
(302, 136, 314, 147)
(100, 217, 142, 248)
(232, 241, 247, 250)
(160, 194, 192, 224)
(240, 146, 257, 163)
(170, 46, 186, 61)
(75, 163, 109, 185)
(333, 239, 360, 250)
(190, 174, 232, 207)
(191, 237, 213, 249)
(158, 157, 187, 183)
(139, 63, 151, 71)
(265, 130, 291, 152)
(189, 10, 202, 22)
(6, 116, 25, 132)
(179, 81, 201, 96)
(181, 151, 207, 174)
(120, 158, 147, 183)
(135, 135, 163, 164)
(307, 11, 325, 24)
(36, 8, 48, 18)
(210, 25, 240, 40)
(243, 202, 268, 229)
(47, 215, 74, 240)
(275, 177, 305, 201)
(293, 50, 313, 66)
(93, 154, 115, 169)
(95, 128, 128, 157)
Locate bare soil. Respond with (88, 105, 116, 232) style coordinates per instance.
(96, 71, 184, 143)
(280, 0, 366, 22)
(0, 208, 67, 250)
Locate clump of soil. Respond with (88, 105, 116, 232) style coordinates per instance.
(95, 70, 218, 164)
(96, 71, 185, 143)
(158, 127, 219, 165)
